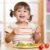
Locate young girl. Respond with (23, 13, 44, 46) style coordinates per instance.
(5, 2, 41, 47)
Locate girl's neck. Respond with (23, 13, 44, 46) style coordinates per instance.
(16, 21, 28, 25)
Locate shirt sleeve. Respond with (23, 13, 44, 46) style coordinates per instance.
(28, 22, 41, 34)
(28, 22, 38, 33)
(5, 23, 14, 33)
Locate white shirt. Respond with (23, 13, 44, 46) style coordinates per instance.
(5, 21, 38, 44)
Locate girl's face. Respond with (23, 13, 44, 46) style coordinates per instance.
(15, 7, 30, 22)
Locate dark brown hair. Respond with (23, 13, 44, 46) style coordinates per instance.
(10, 2, 32, 21)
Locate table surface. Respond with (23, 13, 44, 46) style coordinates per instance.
(4, 43, 50, 50)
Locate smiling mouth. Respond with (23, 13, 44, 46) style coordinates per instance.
(19, 16, 25, 18)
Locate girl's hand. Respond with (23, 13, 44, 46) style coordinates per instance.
(32, 33, 41, 44)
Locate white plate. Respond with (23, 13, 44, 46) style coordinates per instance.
(13, 44, 39, 49)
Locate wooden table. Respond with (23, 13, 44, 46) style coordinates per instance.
(4, 43, 50, 50)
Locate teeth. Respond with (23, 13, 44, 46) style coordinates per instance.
(20, 16, 24, 18)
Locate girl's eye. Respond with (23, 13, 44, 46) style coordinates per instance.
(24, 11, 26, 12)
(18, 10, 21, 12)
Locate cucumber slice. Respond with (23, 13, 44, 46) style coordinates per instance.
(27, 43, 34, 46)
(16, 42, 26, 46)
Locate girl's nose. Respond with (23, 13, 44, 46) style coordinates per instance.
(20, 11, 24, 15)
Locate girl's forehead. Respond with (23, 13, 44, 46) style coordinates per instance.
(17, 7, 28, 10)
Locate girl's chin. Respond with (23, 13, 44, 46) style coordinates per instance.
(20, 21, 26, 22)
(20, 20, 26, 22)
(18, 19, 28, 23)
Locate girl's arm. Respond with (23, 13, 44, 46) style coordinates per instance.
(5, 31, 15, 43)
(32, 26, 41, 43)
